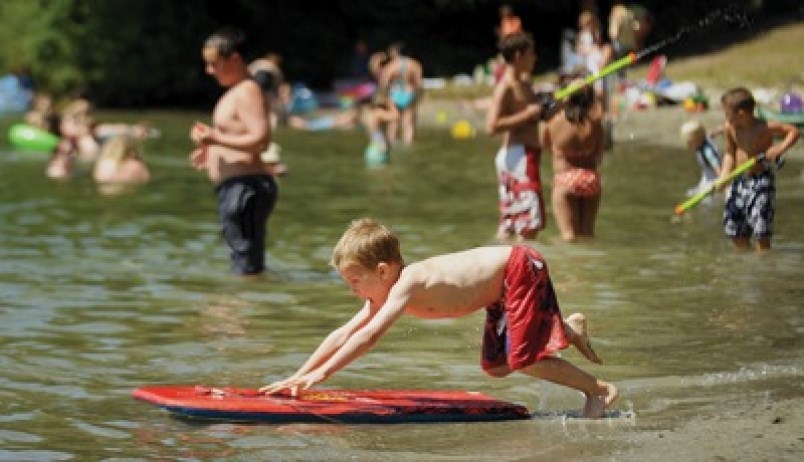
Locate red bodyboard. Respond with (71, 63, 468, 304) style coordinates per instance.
(133, 385, 530, 424)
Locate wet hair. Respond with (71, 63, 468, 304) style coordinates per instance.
(564, 77, 595, 124)
(331, 218, 402, 270)
(498, 31, 534, 63)
(721, 87, 755, 113)
(204, 27, 247, 57)
(99, 135, 142, 164)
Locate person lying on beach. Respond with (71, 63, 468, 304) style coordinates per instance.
(261, 218, 618, 418)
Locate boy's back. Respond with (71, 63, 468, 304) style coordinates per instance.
(400, 246, 512, 319)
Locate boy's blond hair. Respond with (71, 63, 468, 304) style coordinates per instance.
(331, 218, 402, 269)
(99, 135, 142, 164)
(680, 120, 705, 143)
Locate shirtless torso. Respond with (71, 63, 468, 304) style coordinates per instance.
(192, 78, 269, 185)
(488, 73, 541, 148)
(396, 246, 511, 318)
(726, 119, 775, 176)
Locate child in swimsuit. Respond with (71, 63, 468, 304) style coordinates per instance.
(717, 87, 799, 251)
(486, 31, 551, 242)
(542, 77, 603, 242)
(679, 120, 721, 199)
(261, 218, 617, 418)
(380, 42, 422, 145)
(360, 95, 399, 168)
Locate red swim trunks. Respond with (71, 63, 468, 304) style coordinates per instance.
(481, 245, 569, 371)
(494, 144, 546, 237)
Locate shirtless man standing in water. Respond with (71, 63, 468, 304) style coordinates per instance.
(190, 28, 278, 275)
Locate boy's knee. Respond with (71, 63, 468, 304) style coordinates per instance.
(483, 366, 512, 378)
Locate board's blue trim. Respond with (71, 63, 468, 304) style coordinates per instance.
(158, 405, 530, 424)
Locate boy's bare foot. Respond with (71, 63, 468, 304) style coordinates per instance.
(583, 381, 619, 418)
(566, 313, 602, 364)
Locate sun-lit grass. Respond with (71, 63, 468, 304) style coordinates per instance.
(428, 21, 804, 100)
(639, 21, 804, 89)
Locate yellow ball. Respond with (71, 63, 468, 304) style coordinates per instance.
(450, 120, 474, 139)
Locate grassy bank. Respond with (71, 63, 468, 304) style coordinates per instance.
(428, 20, 804, 100)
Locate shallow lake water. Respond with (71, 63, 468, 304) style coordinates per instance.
(0, 111, 802, 460)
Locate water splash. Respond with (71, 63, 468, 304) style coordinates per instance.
(637, 7, 753, 60)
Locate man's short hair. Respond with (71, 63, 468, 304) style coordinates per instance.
(498, 31, 534, 63)
(205, 27, 247, 57)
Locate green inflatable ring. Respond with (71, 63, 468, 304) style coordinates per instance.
(8, 123, 60, 152)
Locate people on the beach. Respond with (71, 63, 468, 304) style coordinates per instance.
(608, 2, 637, 59)
(497, 4, 523, 39)
(379, 42, 422, 145)
(485, 31, 550, 242)
(260, 217, 617, 418)
(679, 119, 722, 198)
(92, 134, 151, 189)
(576, 11, 613, 101)
(542, 78, 603, 242)
(717, 87, 800, 251)
(190, 27, 278, 275)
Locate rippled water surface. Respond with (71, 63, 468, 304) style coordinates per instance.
(1, 111, 802, 460)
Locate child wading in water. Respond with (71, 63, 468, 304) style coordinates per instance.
(717, 87, 799, 251)
(679, 119, 721, 199)
(486, 31, 550, 242)
(261, 218, 618, 418)
(542, 77, 604, 242)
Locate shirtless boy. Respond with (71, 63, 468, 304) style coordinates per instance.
(485, 31, 550, 241)
(718, 87, 799, 251)
(190, 28, 278, 274)
(542, 78, 604, 242)
(261, 218, 617, 418)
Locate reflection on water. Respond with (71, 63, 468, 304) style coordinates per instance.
(0, 112, 802, 459)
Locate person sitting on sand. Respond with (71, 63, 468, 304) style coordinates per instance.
(261, 218, 617, 418)
(92, 135, 151, 186)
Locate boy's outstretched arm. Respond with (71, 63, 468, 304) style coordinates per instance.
(765, 121, 800, 162)
(259, 302, 374, 394)
(261, 284, 412, 394)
